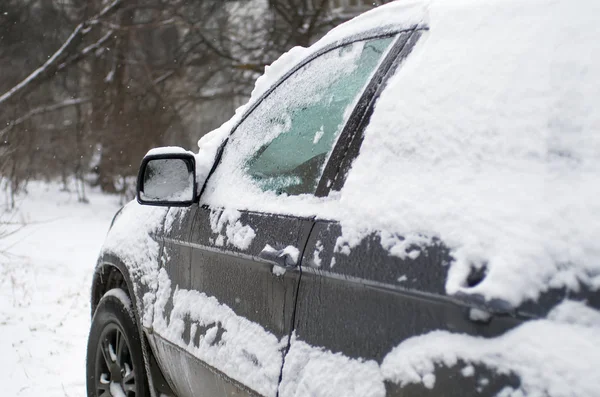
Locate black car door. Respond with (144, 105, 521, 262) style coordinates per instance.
(279, 29, 527, 397)
(149, 31, 401, 397)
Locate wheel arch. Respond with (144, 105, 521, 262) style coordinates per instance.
(90, 257, 176, 397)
(90, 259, 137, 318)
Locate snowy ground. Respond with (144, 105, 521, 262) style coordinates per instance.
(0, 182, 121, 397)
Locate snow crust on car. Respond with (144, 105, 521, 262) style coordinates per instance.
(208, 208, 256, 250)
(100, 202, 168, 326)
(279, 335, 385, 397)
(101, 202, 167, 278)
(277, 301, 600, 397)
(145, 146, 194, 157)
(188, 2, 600, 393)
(381, 301, 600, 396)
(103, 288, 133, 318)
(152, 268, 285, 397)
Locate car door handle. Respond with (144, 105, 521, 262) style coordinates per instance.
(259, 244, 299, 269)
(453, 291, 515, 319)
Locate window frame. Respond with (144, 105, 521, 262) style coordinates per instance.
(198, 26, 422, 203)
(325, 28, 426, 195)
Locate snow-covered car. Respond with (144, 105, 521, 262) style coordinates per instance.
(86, 0, 600, 396)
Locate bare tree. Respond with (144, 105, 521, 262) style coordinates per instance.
(0, 0, 387, 199)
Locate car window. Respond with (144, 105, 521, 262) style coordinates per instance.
(211, 36, 394, 197)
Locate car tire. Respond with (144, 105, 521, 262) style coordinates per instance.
(86, 288, 150, 397)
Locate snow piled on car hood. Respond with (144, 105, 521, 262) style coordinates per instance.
(195, 0, 600, 308)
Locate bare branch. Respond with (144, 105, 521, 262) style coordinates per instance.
(57, 30, 115, 72)
(0, 0, 123, 107)
(0, 97, 91, 138)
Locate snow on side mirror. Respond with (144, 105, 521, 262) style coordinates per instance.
(136, 147, 196, 207)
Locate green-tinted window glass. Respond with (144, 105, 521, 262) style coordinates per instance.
(226, 36, 394, 196)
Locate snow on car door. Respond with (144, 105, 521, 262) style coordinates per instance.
(148, 33, 399, 397)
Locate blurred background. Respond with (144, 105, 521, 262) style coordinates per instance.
(0, 0, 392, 205)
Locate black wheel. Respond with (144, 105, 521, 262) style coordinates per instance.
(86, 289, 149, 397)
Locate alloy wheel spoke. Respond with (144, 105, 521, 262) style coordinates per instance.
(101, 338, 114, 367)
(97, 379, 110, 391)
(116, 330, 124, 365)
(123, 366, 135, 384)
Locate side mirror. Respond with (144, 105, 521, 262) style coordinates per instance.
(136, 148, 196, 207)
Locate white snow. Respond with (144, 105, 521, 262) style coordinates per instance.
(208, 208, 256, 250)
(281, 245, 300, 265)
(468, 308, 492, 323)
(101, 201, 167, 280)
(312, 240, 323, 267)
(279, 335, 385, 397)
(547, 299, 600, 328)
(272, 266, 286, 277)
(381, 301, 600, 397)
(187, 2, 600, 394)
(0, 181, 120, 397)
(249, 0, 425, 103)
(145, 146, 194, 157)
(109, 382, 127, 397)
(461, 365, 475, 377)
(2, 2, 593, 397)
(141, 159, 194, 202)
(152, 268, 285, 397)
(280, 300, 600, 397)
(103, 287, 133, 317)
(200, 38, 382, 208)
(312, 126, 325, 144)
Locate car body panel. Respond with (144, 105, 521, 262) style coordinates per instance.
(149, 335, 259, 397)
(280, 221, 525, 396)
(149, 204, 312, 397)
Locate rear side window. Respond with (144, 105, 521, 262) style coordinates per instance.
(205, 35, 394, 200)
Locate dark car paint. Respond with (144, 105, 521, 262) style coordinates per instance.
(296, 222, 525, 396)
(150, 335, 261, 397)
(151, 204, 313, 397)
